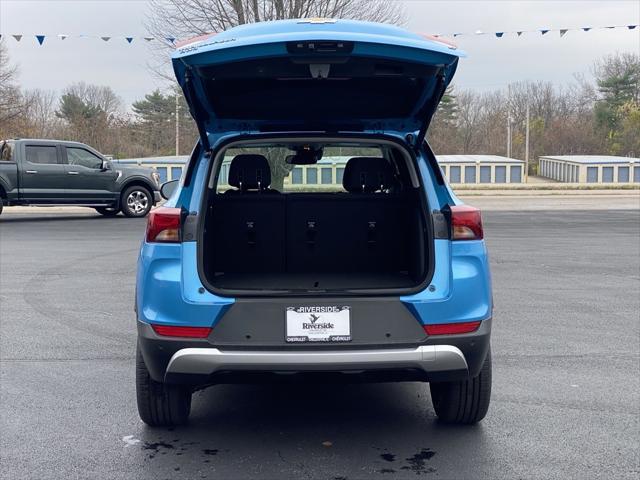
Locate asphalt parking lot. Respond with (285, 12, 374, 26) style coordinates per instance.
(1, 202, 639, 479)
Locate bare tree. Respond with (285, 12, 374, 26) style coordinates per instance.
(22, 89, 61, 138)
(147, 0, 405, 37)
(56, 82, 124, 152)
(0, 40, 24, 133)
(145, 0, 406, 79)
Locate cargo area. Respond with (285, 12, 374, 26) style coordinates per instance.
(199, 141, 431, 294)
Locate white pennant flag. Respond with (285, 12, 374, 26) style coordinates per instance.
(143, 36, 154, 42)
(101, 36, 111, 42)
(559, 29, 568, 37)
(58, 34, 68, 40)
(12, 34, 23, 42)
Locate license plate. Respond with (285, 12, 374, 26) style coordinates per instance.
(286, 306, 351, 343)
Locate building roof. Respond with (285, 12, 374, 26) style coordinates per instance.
(114, 155, 189, 165)
(540, 155, 639, 164)
(436, 155, 525, 164)
(114, 154, 532, 167)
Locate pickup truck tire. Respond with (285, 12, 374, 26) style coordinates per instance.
(429, 348, 492, 424)
(94, 207, 119, 216)
(0, 197, 3, 216)
(121, 185, 152, 218)
(136, 345, 192, 427)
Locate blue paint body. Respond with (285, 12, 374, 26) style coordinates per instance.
(136, 19, 491, 331)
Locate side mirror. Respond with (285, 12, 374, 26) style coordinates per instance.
(101, 160, 111, 171)
(160, 179, 179, 200)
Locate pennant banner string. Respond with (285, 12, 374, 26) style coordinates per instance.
(0, 24, 637, 46)
(441, 23, 637, 38)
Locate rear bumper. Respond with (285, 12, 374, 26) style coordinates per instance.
(137, 318, 490, 385)
(166, 344, 467, 377)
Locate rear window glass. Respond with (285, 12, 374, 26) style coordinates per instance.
(26, 145, 58, 164)
(216, 144, 383, 193)
(0, 141, 14, 161)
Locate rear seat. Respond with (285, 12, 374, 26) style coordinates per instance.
(209, 156, 411, 275)
(286, 157, 410, 273)
(209, 155, 285, 273)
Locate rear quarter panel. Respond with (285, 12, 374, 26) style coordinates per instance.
(136, 151, 234, 328)
(400, 149, 493, 325)
(0, 162, 19, 200)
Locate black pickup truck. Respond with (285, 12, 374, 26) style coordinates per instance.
(0, 139, 161, 217)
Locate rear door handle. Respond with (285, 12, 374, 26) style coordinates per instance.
(67, 171, 79, 175)
(25, 170, 38, 174)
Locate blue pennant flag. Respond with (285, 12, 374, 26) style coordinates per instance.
(36, 35, 45, 45)
(125, 37, 133, 43)
(165, 37, 176, 44)
(628, 25, 637, 30)
(540, 29, 550, 35)
(495, 32, 504, 38)
(582, 27, 592, 32)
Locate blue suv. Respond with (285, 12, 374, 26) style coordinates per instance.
(136, 19, 492, 426)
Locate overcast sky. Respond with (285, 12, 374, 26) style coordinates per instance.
(1, 0, 639, 107)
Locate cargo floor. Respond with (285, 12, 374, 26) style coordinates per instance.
(210, 272, 416, 291)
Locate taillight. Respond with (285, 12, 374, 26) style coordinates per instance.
(424, 321, 481, 335)
(152, 325, 212, 338)
(146, 207, 181, 243)
(450, 205, 483, 240)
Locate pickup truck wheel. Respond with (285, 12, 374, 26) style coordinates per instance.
(121, 186, 152, 217)
(0, 197, 3, 216)
(94, 207, 119, 216)
(429, 348, 492, 424)
(136, 345, 192, 427)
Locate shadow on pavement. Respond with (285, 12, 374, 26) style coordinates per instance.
(129, 382, 491, 478)
(0, 214, 133, 223)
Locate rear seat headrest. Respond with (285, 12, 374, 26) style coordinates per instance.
(342, 157, 396, 193)
(228, 154, 272, 191)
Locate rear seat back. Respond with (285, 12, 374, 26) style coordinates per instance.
(209, 154, 285, 273)
(285, 193, 409, 273)
(209, 194, 286, 273)
(287, 157, 408, 273)
(208, 156, 411, 275)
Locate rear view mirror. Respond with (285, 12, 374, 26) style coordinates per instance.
(160, 179, 179, 200)
(285, 149, 321, 165)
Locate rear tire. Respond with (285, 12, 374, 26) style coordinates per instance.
(429, 348, 492, 424)
(0, 197, 3, 216)
(136, 345, 192, 427)
(94, 207, 119, 216)
(121, 185, 152, 217)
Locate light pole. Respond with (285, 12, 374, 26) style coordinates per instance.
(525, 103, 530, 182)
(507, 115, 512, 158)
(506, 84, 512, 158)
